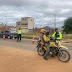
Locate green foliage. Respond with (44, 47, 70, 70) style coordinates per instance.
(63, 17, 72, 34)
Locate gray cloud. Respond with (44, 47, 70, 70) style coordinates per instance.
(0, 0, 33, 6)
(0, 0, 72, 28)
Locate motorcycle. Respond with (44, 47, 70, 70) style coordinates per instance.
(36, 39, 70, 62)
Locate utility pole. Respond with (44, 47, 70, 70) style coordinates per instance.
(54, 13, 56, 30)
(40, 24, 41, 28)
(53, 9, 60, 30)
(6, 16, 7, 30)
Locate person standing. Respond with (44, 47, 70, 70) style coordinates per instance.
(52, 28, 62, 41)
(17, 28, 22, 42)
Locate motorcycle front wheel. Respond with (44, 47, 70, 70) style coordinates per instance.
(58, 50, 70, 62)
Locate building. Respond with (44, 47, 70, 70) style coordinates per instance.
(0, 26, 16, 32)
(0, 23, 4, 28)
(9, 26, 16, 31)
(33, 26, 54, 34)
(16, 17, 35, 33)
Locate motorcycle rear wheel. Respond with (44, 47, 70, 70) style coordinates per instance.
(37, 47, 45, 56)
(58, 50, 70, 62)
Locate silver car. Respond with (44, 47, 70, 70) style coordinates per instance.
(0, 30, 17, 39)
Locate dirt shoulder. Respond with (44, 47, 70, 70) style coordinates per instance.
(62, 39, 72, 43)
(0, 46, 72, 72)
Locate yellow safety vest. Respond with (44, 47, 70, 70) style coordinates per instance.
(52, 32, 62, 40)
(17, 30, 22, 34)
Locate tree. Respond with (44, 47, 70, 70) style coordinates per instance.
(63, 17, 72, 34)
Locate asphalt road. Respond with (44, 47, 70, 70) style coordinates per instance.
(0, 38, 37, 52)
(0, 38, 72, 57)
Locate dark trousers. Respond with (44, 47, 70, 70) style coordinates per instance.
(17, 34, 21, 42)
(44, 43, 50, 58)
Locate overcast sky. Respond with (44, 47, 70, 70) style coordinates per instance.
(0, 0, 72, 28)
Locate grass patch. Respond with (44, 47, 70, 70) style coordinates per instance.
(22, 33, 72, 40)
(22, 33, 39, 36)
(22, 35, 39, 40)
(62, 34, 72, 39)
(22, 33, 39, 40)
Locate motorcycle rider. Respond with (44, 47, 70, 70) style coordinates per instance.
(43, 30, 50, 60)
(39, 29, 46, 54)
(52, 28, 62, 41)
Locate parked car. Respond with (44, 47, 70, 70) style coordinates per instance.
(0, 30, 17, 39)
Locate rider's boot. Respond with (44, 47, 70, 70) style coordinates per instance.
(44, 57, 48, 60)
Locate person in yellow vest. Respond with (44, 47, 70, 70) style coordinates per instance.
(39, 30, 50, 60)
(17, 28, 22, 42)
(52, 28, 62, 41)
(43, 30, 50, 60)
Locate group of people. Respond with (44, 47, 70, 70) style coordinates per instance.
(39, 28, 62, 60)
(16, 28, 62, 60)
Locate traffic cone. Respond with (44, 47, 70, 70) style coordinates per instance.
(12, 36, 15, 41)
(32, 37, 35, 44)
(3, 35, 5, 40)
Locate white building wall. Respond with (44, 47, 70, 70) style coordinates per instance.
(22, 29, 28, 33)
(16, 17, 35, 33)
(9, 28, 16, 31)
(28, 18, 35, 29)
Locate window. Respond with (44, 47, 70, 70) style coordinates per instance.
(22, 24, 28, 25)
(5, 31, 9, 33)
(25, 24, 27, 25)
(1, 31, 4, 33)
(22, 18, 26, 20)
(22, 18, 24, 20)
(31, 19, 32, 21)
(18, 24, 20, 25)
(10, 30, 16, 33)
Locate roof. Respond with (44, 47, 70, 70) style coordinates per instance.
(16, 21, 21, 23)
(2, 26, 16, 28)
(21, 17, 33, 19)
